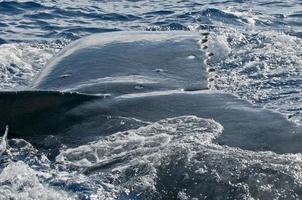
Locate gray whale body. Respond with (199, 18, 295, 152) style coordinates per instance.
(0, 31, 301, 153)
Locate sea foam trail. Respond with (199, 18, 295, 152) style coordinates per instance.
(56, 116, 302, 200)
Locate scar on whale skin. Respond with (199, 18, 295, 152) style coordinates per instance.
(207, 52, 214, 57)
(201, 38, 208, 43)
(207, 68, 215, 73)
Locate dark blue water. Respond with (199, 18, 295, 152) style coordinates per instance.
(0, 0, 302, 41)
(1, 1, 302, 199)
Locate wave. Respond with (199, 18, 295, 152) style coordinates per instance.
(0, 37, 6, 45)
(0, 116, 299, 199)
(52, 116, 302, 199)
(0, 1, 45, 14)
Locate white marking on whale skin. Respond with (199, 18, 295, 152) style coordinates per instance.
(187, 55, 196, 59)
(154, 68, 164, 73)
(59, 73, 72, 78)
(224, 102, 262, 113)
(61, 75, 160, 92)
(134, 85, 144, 90)
(115, 89, 217, 100)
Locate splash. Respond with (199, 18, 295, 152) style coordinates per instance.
(0, 40, 67, 89)
(0, 125, 8, 155)
(56, 116, 302, 199)
(206, 28, 302, 124)
(0, 161, 75, 200)
(0, 116, 302, 199)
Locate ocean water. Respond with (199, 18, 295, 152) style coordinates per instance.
(1, 0, 302, 199)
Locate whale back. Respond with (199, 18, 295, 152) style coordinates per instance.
(32, 31, 208, 95)
(1, 31, 301, 154)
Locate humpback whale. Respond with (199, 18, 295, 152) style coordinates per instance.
(0, 31, 301, 153)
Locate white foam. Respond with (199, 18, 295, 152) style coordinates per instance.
(207, 28, 302, 124)
(0, 125, 8, 155)
(0, 161, 75, 200)
(0, 41, 64, 89)
(56, 115, 302, 199)
(56, 116, 222, 196)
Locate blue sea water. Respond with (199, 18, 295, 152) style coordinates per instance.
(1, 0, 302, 199)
